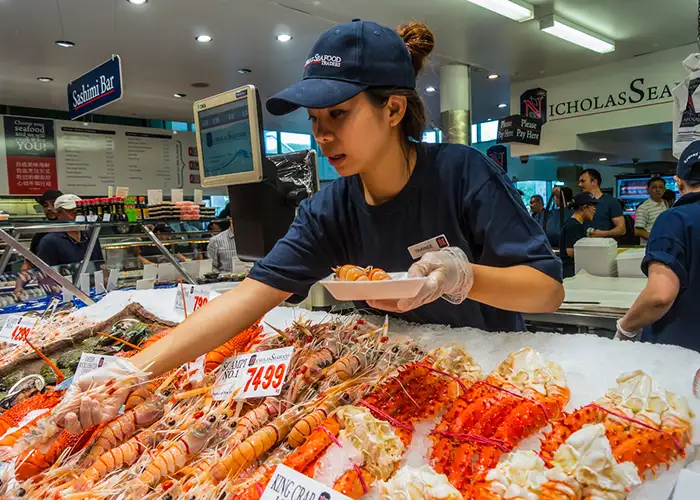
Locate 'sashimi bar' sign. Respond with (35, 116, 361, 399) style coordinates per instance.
(68, 55, 123, 120)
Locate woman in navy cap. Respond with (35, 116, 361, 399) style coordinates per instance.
(616, 141, 700, 351)
(59, 20, 563, 432)
(559, 192, 600, 278)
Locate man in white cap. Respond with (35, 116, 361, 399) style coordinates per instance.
(36, 194, 104, 266)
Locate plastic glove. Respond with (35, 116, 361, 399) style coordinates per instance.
(614, 319, 641, 342)
(56, 358, 147, 434)
(367, 247, 474, 313)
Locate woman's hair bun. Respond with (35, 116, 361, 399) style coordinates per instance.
(396, 22, 435, 75)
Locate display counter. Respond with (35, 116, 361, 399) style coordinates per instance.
(0, 289, 694, 499)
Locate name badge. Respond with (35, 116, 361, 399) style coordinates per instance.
(407, 234, 450, 260)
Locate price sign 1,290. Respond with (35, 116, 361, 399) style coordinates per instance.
(0, 315, 35, 346)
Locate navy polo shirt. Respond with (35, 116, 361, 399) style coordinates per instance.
(559, 218, 586, 278)
(36, 230, 104, 267)
(585, 194, 623, 231)
(249, 143, 562, 331)
(641, 191, 700, 351)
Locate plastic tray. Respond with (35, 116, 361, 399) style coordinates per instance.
(320, 272, 427, 301)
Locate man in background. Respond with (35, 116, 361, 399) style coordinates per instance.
(529, 195, 545, 225)
(207, 219, 242, 273)
(29, 189, 63, 255)
(634, 176, 668, 246)
(36, 194, 104, 266)
(578, 168, 626, 238)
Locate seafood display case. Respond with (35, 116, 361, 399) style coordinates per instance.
(0, 220, 224, 313)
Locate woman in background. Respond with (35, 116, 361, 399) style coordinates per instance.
(559, 192, 600, 278)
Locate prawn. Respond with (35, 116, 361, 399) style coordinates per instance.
(287, 338, 342, 403)
(204, 322, 263, 373)
(72, 429, 156, 491)
(210, 407, 303, 482)
(224, 397, 287, 449)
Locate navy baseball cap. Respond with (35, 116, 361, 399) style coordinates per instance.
(678, 140, 700, 181)
(266, 20, 416, 116)
(574, 192, 600, 206)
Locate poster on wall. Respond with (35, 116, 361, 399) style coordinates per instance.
(2, 116, 58, 195)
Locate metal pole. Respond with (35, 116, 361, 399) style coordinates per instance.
(0, 228, 94, 305)
(140, 224, 197, 284)
(0, 229, 19, 275)
(73, 226, 102, 287)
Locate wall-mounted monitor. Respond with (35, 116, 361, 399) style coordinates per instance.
(193, 85, 265, 188)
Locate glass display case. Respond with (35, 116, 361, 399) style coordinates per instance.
(0, 218, 237, 313)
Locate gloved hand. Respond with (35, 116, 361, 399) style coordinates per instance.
(367, 247, 474, 313)
(56, 358, 147, 434)
(614, 319, 641, 342)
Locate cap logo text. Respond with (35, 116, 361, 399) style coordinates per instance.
(305, 54, 342, 69)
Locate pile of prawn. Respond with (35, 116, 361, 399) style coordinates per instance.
(0, 315, 420, 499)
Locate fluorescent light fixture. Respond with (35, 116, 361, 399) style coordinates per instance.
(599, 157, 608, 161)
(276, 34, 292, 42)
(425, 86, 436, 93)
(466, 0, 534, 22)
(37, 77, 53, 82)
(195, 34, 213, 43)
(498, 103, 507, 108)
(55, 40, 75, 48)
(173, 93, 187, 98)
(126, 0, 147, 4)
(540, 15, 615, 54)
(488, 74, 499, 80)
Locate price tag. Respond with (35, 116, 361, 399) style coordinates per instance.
(147, 189, 163, 206)
(171, 189, 184, 203)
(261, 464, 351, 500)
(213, 346, 293, 401)
(193, 189, 203, 204)
(0, 315, 35, 345)
(72, 353, 121, 383)
(102, 213, 111, 222)
(116, 186, 129, 198)
(173, 285, 209, 313)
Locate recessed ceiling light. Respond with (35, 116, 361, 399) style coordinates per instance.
(195, 34, 213, 43)
(425, 86, 436, 93)
(276, 34, 292, 42)
(599, 157, 608, 161)
(237, 68, 252, 74)
(498, 103, 507, 108)
(83, 122, 89, 127)
(173, 93, 187, 98)
(126, 0, 147, 4)
(191, 82, 210, 88)
(37, 77, 53, 83)
(488, 74, 499, 80)
(55, 40, 75, 48)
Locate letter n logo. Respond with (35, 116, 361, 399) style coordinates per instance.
(520, 88, 547, 124)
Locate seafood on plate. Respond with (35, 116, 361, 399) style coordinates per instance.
(332, 264, 392, 281)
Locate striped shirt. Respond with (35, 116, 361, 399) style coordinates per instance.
(635, 198, 667, 245)
(206, 228, 238, 273)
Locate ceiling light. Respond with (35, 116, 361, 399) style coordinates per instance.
(425, 86, 436, 93)
(599, 157, 608, 161)
(276, 34, 292, 42)
(55, 40, 75, 48)
(195, 34, 213, 43)
(237, 68, 252, 74)
(540, 15, 615, 54)
(37, 77, 53, 83)
(173, 93, 187, 98)
(466, 0, 534, 22)
(488, 74, 499, 80)
(126, 0, 147, 4)
(498, 103, 507, 108)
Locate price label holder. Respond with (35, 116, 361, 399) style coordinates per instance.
(143, 264, 158, 281)
(116, 186, 129, 198)
(213, 346, 294, 402)
(102, 213, 112, 222)
(94, 270, 106, 294)
(173, 284, 210, 313)
(72, 353, 121, 383)
(107, 269, 119, 292)
(171, 189, 184, 203)
(147, 189, 163, 206)
(261, 464, 351, 500)
(194, 189, 203, 204)
(0, 315, 35, 345)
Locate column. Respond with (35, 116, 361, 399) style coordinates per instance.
(440, 64, 471, 145)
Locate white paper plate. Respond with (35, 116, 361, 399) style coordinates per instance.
(320, 272, 427, 301)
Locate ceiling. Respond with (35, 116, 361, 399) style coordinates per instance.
(0, 0, 696, 134)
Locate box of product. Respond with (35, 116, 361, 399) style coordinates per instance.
(574, 237, 618, 277)
(616, 248, 646, 278)
(177, 201, 200, 220)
